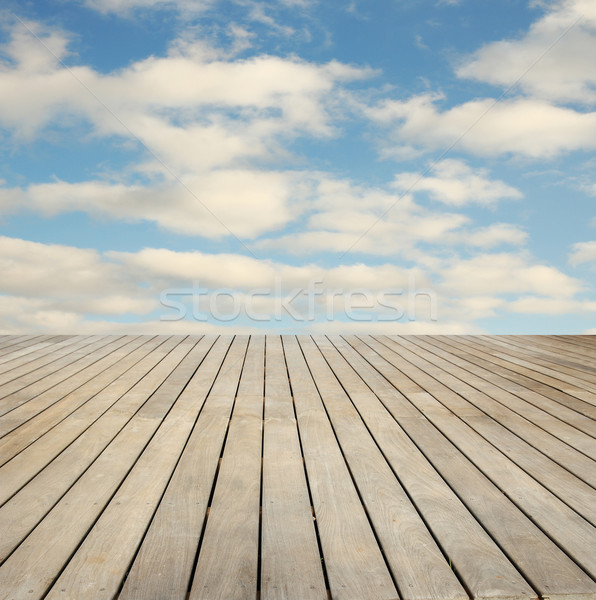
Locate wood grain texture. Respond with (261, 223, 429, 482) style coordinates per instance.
(0, 336, 161, 458)
(0, 335, 171, 473)
(260, 335, 327, 600)
(0, 336, 188, 561)
(0, 336, 203, 600)
(189, 335, 264, 600)
(351, 335, 596, 591)
(0, 334, 594, 600)
(307, 335, 467, 600)
(118, 335, 244, 600)
(284, 336, 399, 600)
(43, 337, 224, 600)
(0, 335, 131, 421)
(332, 336, 541, 599)
(437, 335, 596, 419)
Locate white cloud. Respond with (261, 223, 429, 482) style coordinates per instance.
(9, 169, 307, 239)
(569, 240, 596, 265)
(457, 0, 596, 104)
(509, 296, 596, 314)
(257, 172, 525, 257)
(449, 223, 529, 248)
(367, 94, 596, 158)
(438, 252, 583, 298)
(305, 320, 482, 335)
(75, 0, 214, 16)
(0, 20, 372, 160)
(0, 236, 591, 334)
(0, 20, 373, 242)
(392, 159, 523, 206)
(0, 236, 129, 298)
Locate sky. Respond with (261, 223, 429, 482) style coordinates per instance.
(1, 0, 596, 334)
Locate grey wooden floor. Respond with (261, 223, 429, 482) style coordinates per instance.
(0, 334, 595, 600)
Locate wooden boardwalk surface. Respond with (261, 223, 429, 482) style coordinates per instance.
(0, 334, 595, 600)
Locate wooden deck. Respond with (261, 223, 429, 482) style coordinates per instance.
(0, 334, 595, 600)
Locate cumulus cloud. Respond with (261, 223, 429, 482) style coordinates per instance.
(569, 240, 596, 265)
(3, 170, 307, 239)
(0, 236, 129, 298)
(508, 296, 596, 314)
(0, 19, 371, 158)
(367, 94, 596, 158)
(257, 172, 526, 257)
(392, 159, 523, 206)
(457, 0, 596, 104)
(75, 0, 214, 16)
(0, 19, 372, 243)
(0, 236, 592, 334)
(438, 252, 583, 298)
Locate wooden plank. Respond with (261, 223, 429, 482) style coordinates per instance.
(382, 336, 596, 493)
(0, 336, 204, 600)
(0, 336, 166, 468)
(119, 335, 247, 600)
(462, 336, 596, 401)
(0, 335, 49, 356)
(485, 335, 596, 383)
(260, 335, 327, 600)
(0, 336, 178, 510)
(0, 334, 41, 350)
(0, 336, 62, 367)
(329, 336, 545, 599)
(0, 335, 101, 393)
(355, 335, 596, 583)
(1, 334, 594, 600)
(41, 336, 230, 600)
(305, 336, 467, 600)
(340, 335, 596, 597)
(437, 335, 596, 420)
(0, 335, 152, 447)
(555, 334, 596, 351)
(509, 335, 596, 366)
(418, 335, 596, 436)
(0, 337, 193, 561)
(189, 335, 264, 600)
(282, 335, 398, 600)
(0, 335, 125, 418)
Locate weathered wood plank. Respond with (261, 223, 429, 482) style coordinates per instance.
(381, 336, 596, 492)
(0, 336, 181, 516)
(418, 335, 596, 437)
(260, 335, 327, 600)
(437, 335, 596, 420)
(0, 335, 151, 443)
(283, 335, 399, 600)
(119, 335, 246, 600)
(0, 336, 65, 367)
(0, 336, 168, 469)
(331, 336, 544, 599)
(483, 335, 596, 384)
(42, 337, 230, 600)
(355, 335, 596, 584)
(460, 336, 596, 402)
(0, 334, 594, 600)
(0, 335, 128, 419)
(0, 335, 43, 353)
(0, 335, 104, 394)
(509, 335, 596, 367)
(306, 335, 467, 600)
(189, 335, 264, 600)
(0, 336, 204, 600)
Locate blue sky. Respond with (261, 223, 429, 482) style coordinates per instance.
(1, 0, 596, 334)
